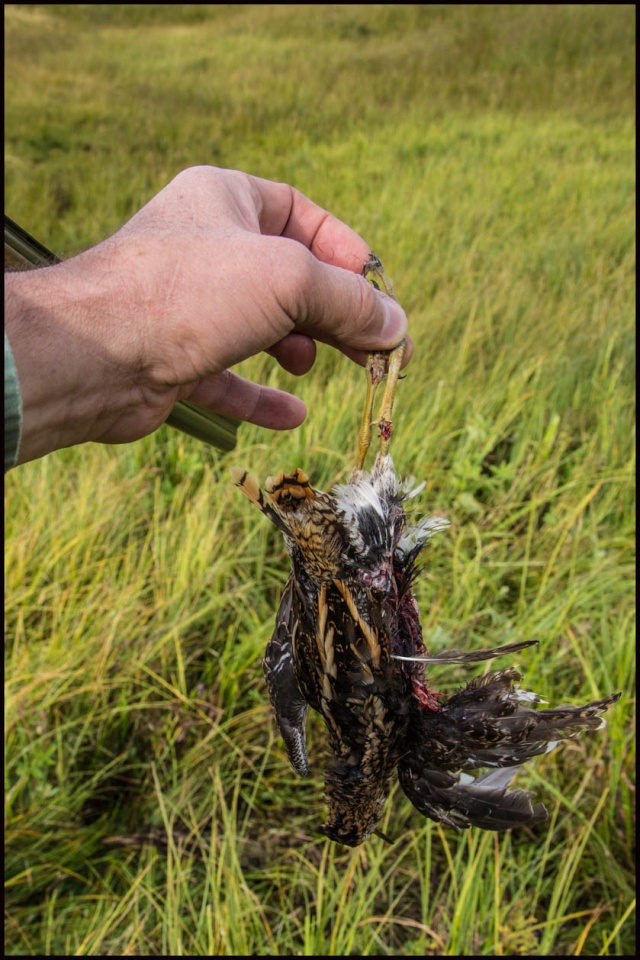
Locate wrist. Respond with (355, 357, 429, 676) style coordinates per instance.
(4, 258, 140, 463)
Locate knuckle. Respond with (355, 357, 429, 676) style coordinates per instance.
(171, 164, 212, 186)
(267, 237, 315, 299)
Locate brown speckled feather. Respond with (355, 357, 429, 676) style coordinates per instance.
(233, 454, 621, 846)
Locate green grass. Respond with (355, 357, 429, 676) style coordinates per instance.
(4, 4, 635, 955)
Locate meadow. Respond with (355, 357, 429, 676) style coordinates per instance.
(4, 4, 635, 955)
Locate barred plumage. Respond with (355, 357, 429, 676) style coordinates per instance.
(231, 255, 620, 846)
(232, 455, 620, 845)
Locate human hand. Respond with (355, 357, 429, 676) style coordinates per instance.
(5, 166, 410, 465)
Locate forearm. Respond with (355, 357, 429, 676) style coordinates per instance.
(4, 260, 146, 465)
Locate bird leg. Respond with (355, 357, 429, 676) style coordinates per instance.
(353, 254, 406, 474)
(375, 339, 406, 458)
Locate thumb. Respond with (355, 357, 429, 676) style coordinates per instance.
(272, 245, 409, 354)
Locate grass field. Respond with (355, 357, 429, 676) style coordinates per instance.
(4, 4, 636, 955)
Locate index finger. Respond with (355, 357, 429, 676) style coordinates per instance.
(248, 175, 373, 273)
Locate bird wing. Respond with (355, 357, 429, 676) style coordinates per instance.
(398, 763, 547, 831)
(263, 575, 310, 777)
(392, 639, 538, 664)
(398, 671, 621, 830)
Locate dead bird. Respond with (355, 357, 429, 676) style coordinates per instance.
(231, 256, 620, 846)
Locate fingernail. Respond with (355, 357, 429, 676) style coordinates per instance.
(381, 296, 408, 345)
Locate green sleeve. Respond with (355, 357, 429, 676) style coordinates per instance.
(4, 332, 22, 472)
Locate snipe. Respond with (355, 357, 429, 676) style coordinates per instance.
(231, 255, 620, 846)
